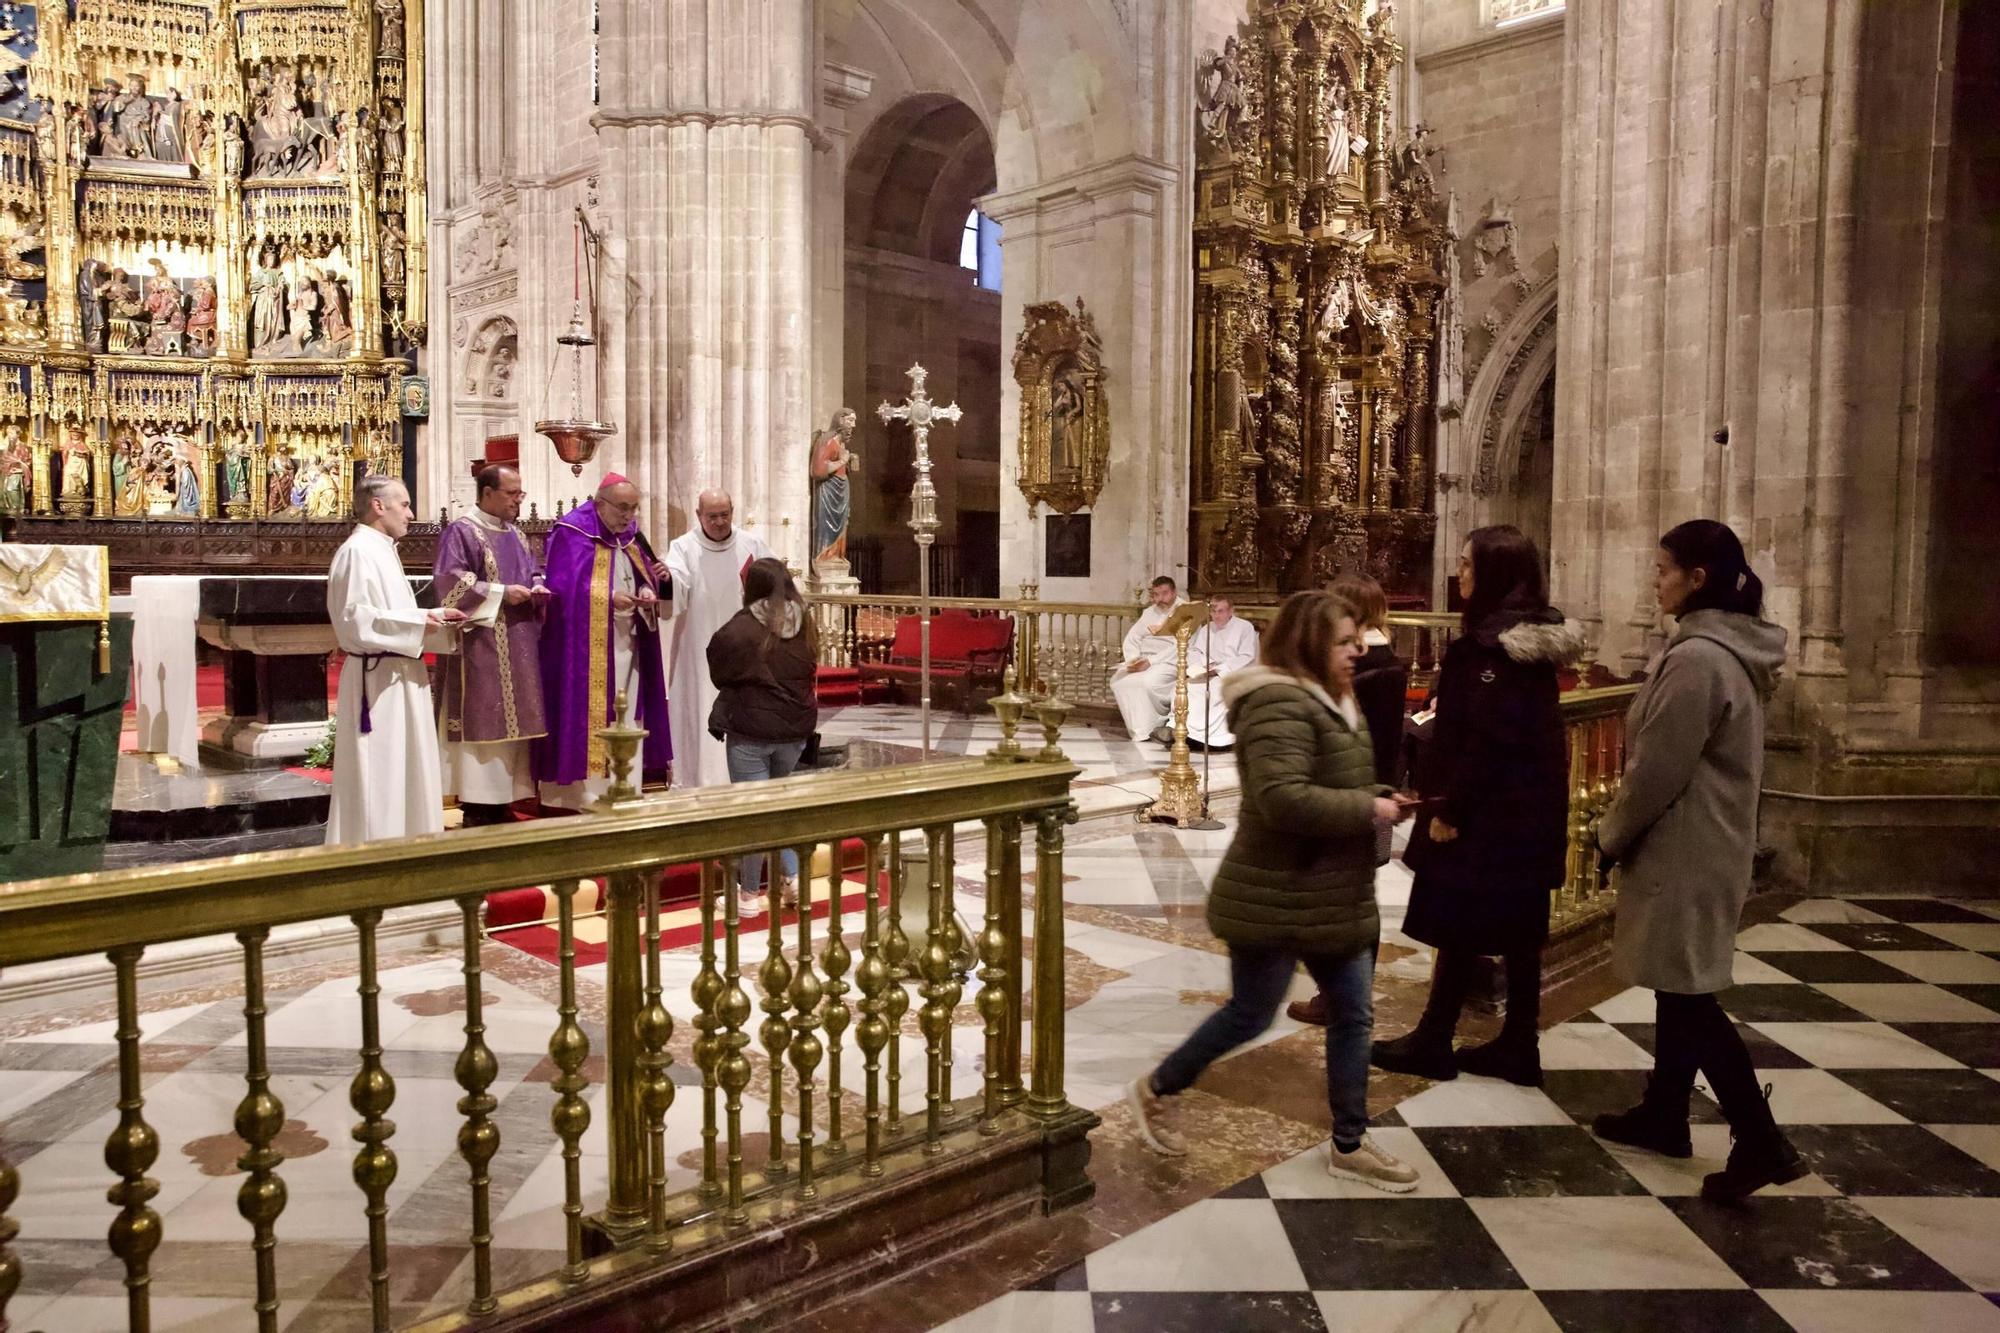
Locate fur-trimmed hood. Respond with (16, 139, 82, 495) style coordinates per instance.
(1497, 616, 1590, 667)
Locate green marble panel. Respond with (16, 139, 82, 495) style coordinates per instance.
(0, 619, 133, 882)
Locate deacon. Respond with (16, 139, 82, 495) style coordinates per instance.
(1110, 575, 1186, 742)
(1162, 595, 1260, 750)
(326, 477, 463, 845)
(434, 464, 546, 826)
(535, 473, 673, 809)
(664, 489, 773, 788)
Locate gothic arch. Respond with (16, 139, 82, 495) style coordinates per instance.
(460, 316, 518, 403)
(1463, 277, 1558, 505)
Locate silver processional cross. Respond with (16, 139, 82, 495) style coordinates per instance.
(877, 362, 961, 760)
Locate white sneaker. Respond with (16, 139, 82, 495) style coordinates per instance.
(735, 890, 766, 920)
(1128, 1076, 1188, 1157)
(1325, 1133, 1419, 1193)
(778, 875, 800, 910)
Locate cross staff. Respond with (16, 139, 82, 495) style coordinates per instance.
(877, 362, 961, 760)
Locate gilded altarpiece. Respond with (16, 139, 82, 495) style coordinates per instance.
(0, 0, 427, 568)
(1191, 0, 1445, 597)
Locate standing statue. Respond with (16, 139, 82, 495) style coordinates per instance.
(1195, 38, 1245, 146)
(266, 453, 297, 515)
(378, 100, 405, 172)
(223, 438, 251, 510)
(220, 111, 246, 183)
(810, 407, 860, 568)
(110, 430, 141, 515)
(0, 426, 29, 515)
(172, 439, 202, 516)
(380, 215, 408, 287)
(305, 456, 340, 518)
(66, 102, 90, 169)
(249, 241, 287, 355)
(376, 0, 406, 57)
(1049, 371, 1084, 473)
(58, 427, 92, 507)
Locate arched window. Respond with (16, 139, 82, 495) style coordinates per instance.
(959, 209, 1001, 292)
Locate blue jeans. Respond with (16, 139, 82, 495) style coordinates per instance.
(1151, 944, 1377, 1147)
(725, 737, 807, 891)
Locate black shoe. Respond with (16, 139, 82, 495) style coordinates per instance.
(1701, 1131, 1806, 1202)
(1371, 1029, 1458, 1081)
(1456, 1033, 1543, 1088)
(1593, 1091, 1694, 1159)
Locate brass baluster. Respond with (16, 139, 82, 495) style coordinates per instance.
(455, 895, 500, 1316)
(602, 869, 649, 1234)
(789, 844, 825, 1199)
(1029, 806, 1078, 1115)
(918, 824, 962, 1153)
(883, 836, 911, 1131)
(999, 813, 1026, 1108)
(758, 855, 794, 1179)
(978, 818, 1009, 1131)
(853, 835, 890, 1176)
(717, 862, 755, 1224)
(1562, 724, 1590, 923)
(349, 911, 398, 1333)
(639, 872, 677, 1251)
(234, 927, 288, 1332)
(548, 880, 592, 1284)
(104, 945, 161, 1333)
(691, 863, 725, 1202)
(821, 840, 854, 1160)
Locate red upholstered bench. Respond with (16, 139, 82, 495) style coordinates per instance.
(857, 610, 1014, 713)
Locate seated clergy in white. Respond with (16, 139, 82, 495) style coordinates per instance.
(325, 477, 464, 845)
(1110, 575, 1186, 741)
(1175, 595, 1260, 750)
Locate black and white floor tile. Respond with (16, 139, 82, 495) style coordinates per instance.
(937, 896, 2000, 1333)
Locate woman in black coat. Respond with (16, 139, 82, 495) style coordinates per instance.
(1372, 525, 1582, 1086)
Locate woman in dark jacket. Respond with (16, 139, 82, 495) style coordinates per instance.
(707, 557, 818, 915)
(1372, 525, 1582, 1087)
(1129, 592, 1419, 1193)
(1592, 520, 1799, 1201)
(1289, 574, 1408, 1026)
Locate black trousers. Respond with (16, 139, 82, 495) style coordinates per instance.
(458, 801, 513, 828)
(1420, 945, 1541, 1040)
(1649, 990, 1779, 1138)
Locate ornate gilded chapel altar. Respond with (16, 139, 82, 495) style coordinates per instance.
(0, 0, 427, 573)
(1192, 0, 1445, 597)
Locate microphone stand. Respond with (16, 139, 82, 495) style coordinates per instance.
(1187, 616, 1226, 831)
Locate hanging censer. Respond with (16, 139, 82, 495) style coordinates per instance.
(536, 209, 618, 476)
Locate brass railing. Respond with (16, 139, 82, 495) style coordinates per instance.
(0, 728, 1085, 1331)
(811, 590, 1461, 711)
(1555, 684, 1641, 927)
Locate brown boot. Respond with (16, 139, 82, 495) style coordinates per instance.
(1287, 992, 1329, 1026)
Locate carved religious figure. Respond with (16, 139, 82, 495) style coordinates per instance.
(142, 262, 187, 355)
(0, 426, 29, 516)
(380, 216, 408, 287)
(170, 438, 201, 516)
(1195, 38, 1246, 146)
(185, 278, 218, 354)
(267, 453, 299, 516)
(223, 438, 251, 512)
(317, 271, 351, 348)
(305, 456, 340, 518)
(57, 427, 91, 508)
(65, 102, 90, 169)
(378, 100, 405, 172)
(810, 407, 860, 567)
(1011, 298, 1111, 514)
(220, 111, 246, 182)
(377, 0, 406, 57)
(249, 242, 288, 355)
(110, 429, 143, 516)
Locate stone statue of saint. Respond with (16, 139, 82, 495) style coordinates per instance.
(1049, 371, 1084, 473)
(58, 428, 91, 501)
(810, 407, 859, 568)
(223, 439, 251, 508)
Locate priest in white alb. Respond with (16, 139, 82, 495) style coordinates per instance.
(325, 477, 463, 845)
(1174, 595, 1260, 750)
(1109, 575, 1186, 742)
(665, 489, 774, 787)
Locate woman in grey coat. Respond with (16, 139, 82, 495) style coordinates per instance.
(1592, 520, 1800, 1202)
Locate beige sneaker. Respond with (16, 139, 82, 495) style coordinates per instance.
(1325, 1134, 1419, 1193)
(778, 875, 801, 910)
(1128, 1076, 1188, 1157)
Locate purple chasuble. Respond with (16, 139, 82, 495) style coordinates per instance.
(433, 515, 547, 743)
(532, 498, 673, 784)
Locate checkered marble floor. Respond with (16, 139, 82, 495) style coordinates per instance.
(935, 895, 2000, 1333)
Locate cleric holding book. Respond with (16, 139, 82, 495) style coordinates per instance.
(533, 472, 673, 809)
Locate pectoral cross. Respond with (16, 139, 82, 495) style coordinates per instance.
(877, 362, 960, 541)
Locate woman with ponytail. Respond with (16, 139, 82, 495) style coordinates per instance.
(1591, 520, 1800, 1200)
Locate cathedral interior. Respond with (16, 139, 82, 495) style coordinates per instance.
(0, 0, 1996, 1329)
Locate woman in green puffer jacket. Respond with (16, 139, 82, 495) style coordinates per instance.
(1129, 591, 1419, 1193)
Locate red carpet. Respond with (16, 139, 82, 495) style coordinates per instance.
(483, 836, 877, 966)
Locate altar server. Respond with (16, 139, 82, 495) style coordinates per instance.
(536, 474, 673, 809)
(664, 489, 773, 788)
(434, 464, 546, 826)
(326, 477, 460, 845)
(1110, 576, 1186, 742)
(1176, 596, 1261, 750)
